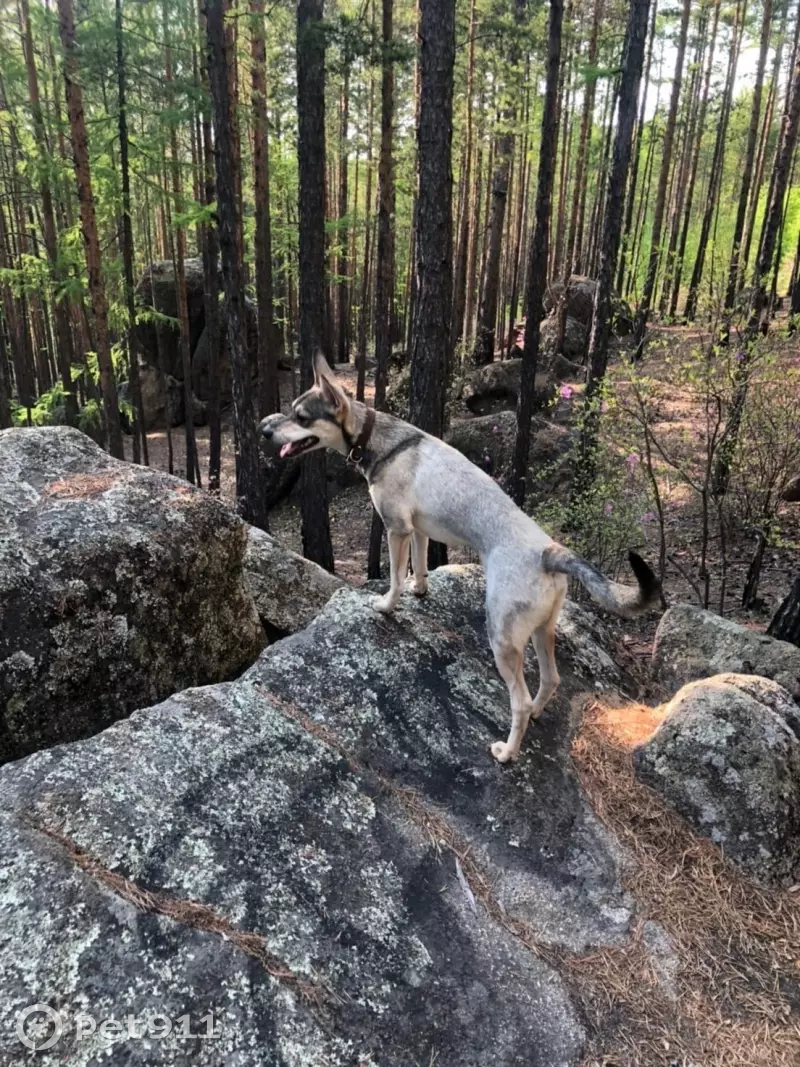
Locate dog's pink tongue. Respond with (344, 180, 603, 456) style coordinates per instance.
(280, 442, 293, 458)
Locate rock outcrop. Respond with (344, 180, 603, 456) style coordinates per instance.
(458, 358, 556, 417)
(652, 604, 800, 698)
(244, 525, 346, 636)
(635, 674, 800, 887)
(445, 410, 572, 486)
(134, 259, 259, 426)
(0, 566, 641, 1065)
(540, 313, 588, 361)
(0, 427, 264, 764)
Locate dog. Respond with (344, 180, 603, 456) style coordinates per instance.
(261, 354, 660, 763)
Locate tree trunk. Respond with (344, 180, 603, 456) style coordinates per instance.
(293, 0, 335, 567)
(575, 0, 652, 503)
(669, 0, 720, 318)
(57, 0, 124, 458)
(21, 0, 77, 426)
(742, 0, 791, 284)
(658, 10, 705, 317)
(410, 0, 455, 570)
(768, 575, 800, 646)
(367, 0, 396, 580)
(617, 0, 657, 296)
(206, 0, 271, 529)
(251, 0, 281, 415)
(115, 0, 147, 464)
(725, 0, 773, 314)
(566, 0, 603, 277)
(632, 0, 691, 355)
(164, 0, 198, 484)
(511, 0, 563, 507)
(683, 0, 745, 322)
(712, 42, 800, 496)
(336, 60, 351, 364)
(0, 320, 11, 428)
(470, 0, 525, 367)
(450, 0, 477, 353)
(356, 0, 377, 403)
(199, 0, 221, 491)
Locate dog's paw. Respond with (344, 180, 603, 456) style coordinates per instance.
(372, 594, 397, 614)
(406, 576, 428, 597)
(491, 741, 518, 764)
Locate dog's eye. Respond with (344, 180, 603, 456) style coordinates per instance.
(295, 412, 311, 427)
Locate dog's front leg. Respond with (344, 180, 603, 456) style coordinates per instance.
(373, 531, 411, 613)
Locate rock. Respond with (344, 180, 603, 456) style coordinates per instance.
(634, 674, 800, 887)
(652, 604, 800, 697)
(543, 277, 632, 336)
(544, 276, 598, 325)
(782, 474, 800, 502)
(137, 364, 207, 431)
(244, 525, 346, 636)
(191, 298, 259, 405)
(458, 358, 556, 417)
(540, 314, 588, 360)
(135, 258, 208, 382)
(0, 566, 640, 1065)
(445, 410, 572, 486)
(0, 426, 264, 764)
(135, 260, 259, 424)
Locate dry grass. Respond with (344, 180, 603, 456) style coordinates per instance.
(44, 473, 120, 498)
(570, 700, 800, 1066)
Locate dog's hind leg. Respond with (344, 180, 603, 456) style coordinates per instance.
(529, 614, 561, 720)
(409, 531, 429, 596)
(373, 531, 411, 613)
(490, 634, 536, 764)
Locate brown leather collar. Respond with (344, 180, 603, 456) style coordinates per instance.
(346, 407, 376, 466)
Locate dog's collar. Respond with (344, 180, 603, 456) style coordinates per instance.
(345, 407, 376, 467)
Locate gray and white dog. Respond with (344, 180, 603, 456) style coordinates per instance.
(261, 354, 660, 763)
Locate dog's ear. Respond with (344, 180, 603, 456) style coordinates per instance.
(314, 350, 349, 415)
(313, 350, 335, 386)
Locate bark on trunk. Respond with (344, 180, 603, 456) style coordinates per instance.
(410, 0, 455, 569)
(632, 0, 691, 355)
(21, 0, 78, 426)
(57, 0, 124, 458)
(724, 0, 773, 313)
(251, 0, 281, 415)
(510, 0, 563, 506)
(206, 0, 271, 529)
(368, 0, 396, 580)
(294, 0, 335, 567)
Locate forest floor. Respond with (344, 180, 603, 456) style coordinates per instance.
(124, 325, 800, 650)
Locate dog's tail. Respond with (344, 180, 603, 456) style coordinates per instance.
(542, 544, 660, 619)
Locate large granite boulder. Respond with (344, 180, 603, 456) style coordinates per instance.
(540, 314, 588, 360)
(458, 358, 556, 417)
(135, 258, 208, 382)
(635, 674, 800, 887)
(652, 604, 800, 698)
(135, 260, 259, 426)
(445, 410, 572, 486)
(244, 525, 346, 636)
(544, 276, 598, 324)
(0, 427, 264, 764)
(0, 566, 642, 1065)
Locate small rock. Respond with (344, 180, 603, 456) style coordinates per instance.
(634, 673, 800, 887)
(243, 526, 346, 636)
(652, 604, 800, 696)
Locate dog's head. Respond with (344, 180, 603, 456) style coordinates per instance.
(260, 353, 353, 459)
